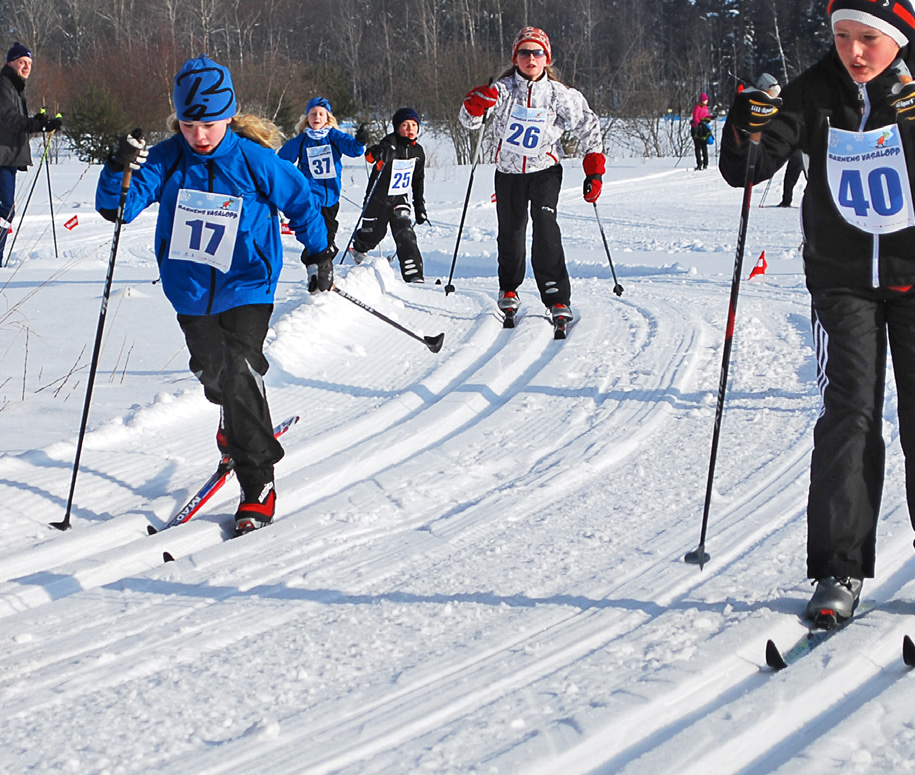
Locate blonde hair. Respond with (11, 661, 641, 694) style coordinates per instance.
(294, 108, 340, 134)
(167, 112, 284, 150)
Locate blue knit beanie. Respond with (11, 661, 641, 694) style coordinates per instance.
(307, 97, 332, 114)
(392, 107, 420, 131)
(6, 42, 32, 63)
(174, 55, 237, 122)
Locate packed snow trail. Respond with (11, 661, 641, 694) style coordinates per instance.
(3, 157, 915, 774)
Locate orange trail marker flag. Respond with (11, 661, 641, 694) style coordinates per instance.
(748, 251, 767, 279)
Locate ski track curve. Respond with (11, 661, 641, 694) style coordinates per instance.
(2, 264, 882, 775)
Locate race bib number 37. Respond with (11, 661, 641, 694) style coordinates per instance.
(169, 189, 243, 273)
(827, 125, 915, 234)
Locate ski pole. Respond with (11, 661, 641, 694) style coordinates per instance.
(331, 284, 444, 352)
(758, 176, 772, 208)
(338, 160, 387, 265)
(44, 130, 59, 258)
(684, 132, 761, 569)
(445, 92, 493, 295)
(3, 128, 55, 267)
(592, 203, 623, 297)
(52, 129, 142, 531)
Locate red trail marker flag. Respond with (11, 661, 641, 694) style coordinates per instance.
(748, 251, 767, 280)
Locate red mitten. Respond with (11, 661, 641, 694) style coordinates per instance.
(463, 84, 498, 117)
(583, 152, 605, 203)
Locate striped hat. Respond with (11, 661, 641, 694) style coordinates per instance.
(828, 0, 915, 46)
(512, 27, 552, 65)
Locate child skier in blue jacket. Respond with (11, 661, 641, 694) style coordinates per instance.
(95, 55, 333, 535)
(278, 97, 366, 290)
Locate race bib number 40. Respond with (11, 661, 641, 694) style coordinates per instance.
(827, 125, 915, 234)
(169, 189, 242, 273)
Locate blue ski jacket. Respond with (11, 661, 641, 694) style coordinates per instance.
(277, 128, 364, 208)
(96, 129, 328, 316)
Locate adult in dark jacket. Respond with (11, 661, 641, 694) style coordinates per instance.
(718, 0, 915, 628)
(0, 42, 61, 263)
(350, 107, 427, 283)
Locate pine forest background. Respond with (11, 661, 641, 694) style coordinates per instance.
(3, 0, 834, 162)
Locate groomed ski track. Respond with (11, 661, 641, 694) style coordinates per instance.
(2, 161, 915, 774)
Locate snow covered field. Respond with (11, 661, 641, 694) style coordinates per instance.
(2, 139, 914, 775)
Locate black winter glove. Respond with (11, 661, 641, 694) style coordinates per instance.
(415, 207, 428, 225)
(43, 112, 62, 132)
(301, 244, 338, 292)
(27, 111, 45, 133)
(892, 81, 915, 122)
(107, 129, 147, 172)
(354, 123, 369, 145)
(729, 87, 782, 134)
(366, 143, 392, 164)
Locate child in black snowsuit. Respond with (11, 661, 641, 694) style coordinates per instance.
(350, 107, 428, 283)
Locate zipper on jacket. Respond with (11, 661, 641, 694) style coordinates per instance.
(857, 84, 882, 288)
(857, 82, 871, 130)
(205, 160, 217, 315)
(826, 88, 883, 288)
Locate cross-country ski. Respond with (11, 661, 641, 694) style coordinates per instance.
(7, 8, 915, 772)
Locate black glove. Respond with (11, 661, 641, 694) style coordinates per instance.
(43, 112, 62, 132)
(27, 111, 45, 133)
(354, 123, 369, 145)
(107, 129, 147, 172)
(301, 244, 338, 292)
(415, 207, 428, 225)
(367, 143, 392, 164)
(892, 81, 915, 122)
(729, 88, 782, 133)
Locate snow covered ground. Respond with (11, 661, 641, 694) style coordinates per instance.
(2, 139, 914, 775)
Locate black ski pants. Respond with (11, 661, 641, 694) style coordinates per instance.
(693, 137, 708, 170)
(320, 202, 340, 251)
(177, 304, 283, 493)
(780, 150, 805, 206)
(353, 197, 423, 281)
(807, 286, 915, 580)
(495, 164, 569, 307)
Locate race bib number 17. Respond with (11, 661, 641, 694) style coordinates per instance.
(169, 189, 242, 273)
(826, 125, 915, 234)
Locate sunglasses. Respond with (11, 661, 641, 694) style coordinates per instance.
(516, 48, 547, 59)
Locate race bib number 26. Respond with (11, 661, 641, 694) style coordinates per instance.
(826, 125, 915, 234)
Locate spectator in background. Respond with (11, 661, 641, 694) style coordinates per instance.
(690, 92, 712, 170)
(0, 42, 61, 264)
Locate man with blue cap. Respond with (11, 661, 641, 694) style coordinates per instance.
(95, 55, 333, 535)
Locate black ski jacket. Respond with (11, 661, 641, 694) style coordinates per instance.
(719, 47, 915, 291)
(365, 132, 426, 213)
(0, 65, 38, 168)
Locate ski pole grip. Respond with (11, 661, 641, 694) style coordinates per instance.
(892, 58, 913, 85)
(120, 128, 144, 193)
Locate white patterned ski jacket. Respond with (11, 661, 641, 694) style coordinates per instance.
(459, 69, 602, 175)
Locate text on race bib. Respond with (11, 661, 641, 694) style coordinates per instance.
(169, 189, 243, 273)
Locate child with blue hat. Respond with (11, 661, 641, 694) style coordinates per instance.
(278, 95, 367, 291)
(95, 55, 335, 535)
(349, 107, 428, 283)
